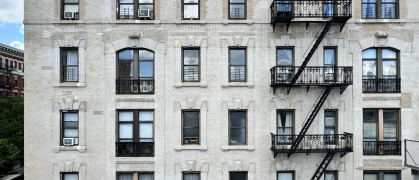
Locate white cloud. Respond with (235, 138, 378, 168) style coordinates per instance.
(10, 41, 24, 50)
(0, 0, 24, 24)
(19, 24, 24, 34)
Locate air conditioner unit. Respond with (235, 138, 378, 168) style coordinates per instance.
(63, 138, 75, 146)
(138, 9, 150, 18)
(64, 12, 75, 19)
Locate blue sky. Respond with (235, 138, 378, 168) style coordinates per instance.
(0, 0, 24, 50)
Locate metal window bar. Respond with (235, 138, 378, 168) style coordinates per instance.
(271, 0, 352, 19)
(362, 78, 401, 93)
(183, 66, 199, 82)
(230, 66, 246, 82)
(116, 79, 155, 94)
(271, 66, 353, 85)
(116, 142, 154, 157)
(363, 141, 401, 155)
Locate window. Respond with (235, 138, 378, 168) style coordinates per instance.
(62, 0, 79, 20)
(5, 59, 8, 70)
(62, 173, 78, 180)
(277, 110, 293, 144)
(183, 172, 200, 180)
(363, 109, 400, 155)
(229, 48, 246, 82)
(324, 47, 337, 81)
(117, 172, 154, 180)
(230, 172, 247, 180)
(13, 61, 17, 70)
(61, 48, 79, 82)
(325, 110, 337, 143)
(61, 111, 79, 146)
(117, 49, 154, 94)
(116, 110, 154, 157)
(362, 0, 398, 19)
(277, 171, 294, 180)
(229, 0, 246, 19)
(229, 110, 246, 145)
(324, 171, 337, 180)
(363, 171, 400, 180)
(182, 48, 200, 82)
(182, 110, 200, 144)
(182, 0, 200, 20)
(275, 47, 294, 82)
(117, 0, 155, 20)
(362, 48, 400, 93)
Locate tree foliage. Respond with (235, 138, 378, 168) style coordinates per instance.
(0, 96, 23, 176)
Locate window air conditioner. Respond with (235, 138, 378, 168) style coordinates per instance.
(64, 12, 75, 19)
(138, 9, 150, 18)
(63, 138, 75, 146)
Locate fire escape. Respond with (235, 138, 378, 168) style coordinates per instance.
(270, 1, 353, 180)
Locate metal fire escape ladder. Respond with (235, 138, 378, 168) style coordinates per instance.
(287, 19, 335, 94)
(287, 86, 333, 157)
(311, 153, 336, 180)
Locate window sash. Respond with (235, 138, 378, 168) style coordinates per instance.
(62, 111, 79, 144)
(117, 49, 154, 80)
(229, 0, 246, 19)
(182, 0, 200, 19)
(183, 111, 200, 144)
(118, 110, 154, 142)
(229, 111, 246, 145)
(183, 48, 200, 82)
(61, 49, 79, 82)
(229, 48, 246, 82)
(230, 172, 247, 180)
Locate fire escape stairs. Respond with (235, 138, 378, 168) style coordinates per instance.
(311, 153, 336, 180)
(287, 86, 333, 158)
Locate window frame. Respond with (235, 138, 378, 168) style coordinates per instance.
(182, 47, 201, 82)
(183, 171, 201, 180)
(61, 110, 79, 146)
(117, 0, 155, 20)
(276, 47, 294, 66)
(116, 110, 155, 143)
(61, 0, 79, 20)
(277, 171, 295, 180)
(324, 109, 338, 144)
(363, 170, 401, 180)
(182, 0, 200, 20)
(117, 48, 155, 80)
(61, 172, 79, 180)
(182, 110, 200, 145)
(228, 0, 247, 20)
(362, 0, 399, 19)
(276, 110, 295, 144)
(362, 48, 399, 79)
(228, 47, 247, 82)
(324, 170, 338, 180)
(228, 110, 247, 145)
(229, 171, 248, 180)
(116, 172, 155, 180)
(61, 48, 79, 82)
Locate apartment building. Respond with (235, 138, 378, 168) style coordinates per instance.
(0, 43, 24, 98)
(24, 0, 419, 179)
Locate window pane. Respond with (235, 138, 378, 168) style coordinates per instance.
(230, 4, 245, 19)
(324, 49, 335, 65)
(384, 173, 398, 180)
(118, 173, 133, 180)
(119, 112, 134, 122)
(140, 123, 153, 139)
(364, 110, 378, 121)
(230, 66, 245, 81)
(120, 5, 134, 18)
(139, 174, 154, 180)
(64, 121, 78, 129)
(65, 50, 78, 65)
(363, 61, 376, 77)
(277, 172, 293, 180)
(63, 174, 79, 180)
(364, 174, 378, 180)
(64, 5, 79, 12)
(383, 110, 397, 121)
(277, 49, 293, 65)
(184, 112, 199, 127)
(230, 0, 245, 3)
(139, 50, 154, 60)
(382, 0, 395, 2)
(119, 61, 133, 78)
(120, 0, 134, 3)
(65, 0, 79, 3)
(325, 117, 335, 126)
(64, 113, 78, 121)
(139, 0, 153, 3)
(184, 5, 199, 19)
(364, 122, 377, 138)
(119, 50, 134, 60)
(231, 172, 247, 180)
(278, 111, 293, 128)
(382, 61, 397, 76)
(362, 0, 376, 2)
(64, 129, 78, 138)
(184, 173, 199, 180)
(363, 49, 377, 59)
(184, 0, 199, 2)
(382, 49, 397, 59)
(382, 4, 395, 18)
(139, 62, 154, 77)
(184, 66, 199, 81)
(184, 50, 199, 65)
(139, 111, 153, 121)
(325, 128, 335, 135)
(230, 49, 245, 65)
(384, 122, 397, 139)
(230, 112, 246, 127)
(362, 4, 376, 18)
(119, 124, 133, 139)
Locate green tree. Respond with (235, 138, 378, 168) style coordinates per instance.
(0, 96, 24, 176)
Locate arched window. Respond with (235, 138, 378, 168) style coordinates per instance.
(117, 49, 154, 94)
(362, 48, 400, 93)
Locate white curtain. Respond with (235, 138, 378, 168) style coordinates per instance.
(66, 50, 78, 81)
(324, 49, 335, 66)
(183, 173, 199, 180)
(278, 112, 292, 134)
(139, 174, 154, 180)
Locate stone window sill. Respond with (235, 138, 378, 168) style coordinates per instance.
(116, 157, 155, 163)
(53, 82, 86, 87)
(174, 145, 208, 151)
(53, 145, 86, 153)
(174, 82, 208, 88)
(221, 145, 255, 151)
(355, 19, 406, 24)
(221, 82, 254, 88)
